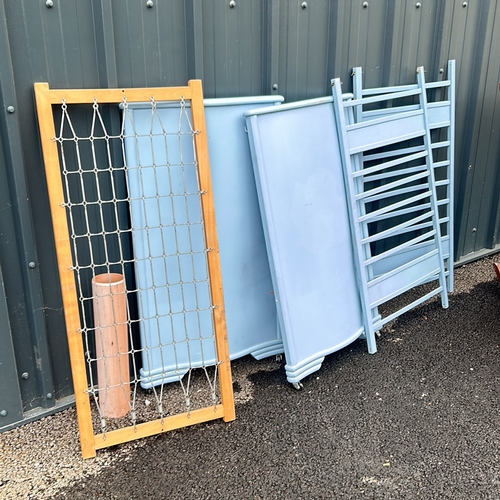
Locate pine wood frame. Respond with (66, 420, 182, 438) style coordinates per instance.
(34, 81, 235, 459)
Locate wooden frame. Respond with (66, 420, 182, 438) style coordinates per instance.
(34, 81, 235, 459)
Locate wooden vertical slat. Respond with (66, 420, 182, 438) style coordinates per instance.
(188, 79, 235, 422)
(33, 82, 96, 459)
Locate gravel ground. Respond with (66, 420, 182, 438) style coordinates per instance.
(2, 254, 500, 499)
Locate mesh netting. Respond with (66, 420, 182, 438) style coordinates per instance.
(55, 96, 221, 434)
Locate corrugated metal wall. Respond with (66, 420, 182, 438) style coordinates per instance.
(1, 0, 499, 429)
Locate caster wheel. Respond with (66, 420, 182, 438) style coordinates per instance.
(292, 382, 303, 390)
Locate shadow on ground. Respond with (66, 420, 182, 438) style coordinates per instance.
(51, 273, 500, 500)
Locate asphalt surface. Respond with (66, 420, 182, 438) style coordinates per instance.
(51, 255, 500, 500)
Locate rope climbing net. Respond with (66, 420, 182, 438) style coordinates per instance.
(34, 81, 235, 459)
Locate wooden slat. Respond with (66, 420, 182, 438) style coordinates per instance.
(94, 405, 225, 449)
(188, 79, 236, 423)
(34, 82, 97, 459)
(43, 86, 193, 105)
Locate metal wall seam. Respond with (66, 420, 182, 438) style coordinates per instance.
(264, 0, 281, 96)
(92, 0, 119, 88)
(185, 0, 205, 81)
(0, 263, 23, 427)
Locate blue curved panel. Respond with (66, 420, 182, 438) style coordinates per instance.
(245, 97, 365, 385)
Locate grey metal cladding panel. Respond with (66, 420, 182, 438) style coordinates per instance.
(492, 61, 500, 247)
(111, 1, 144, 86)
(473, 35, 500, 250)
(464, 3, 500, 255)
(0, 129, 40, 410)
(276, 1, 444, 102)
(486, 66, 500, 250)
(7, 0, 100, 284)
(6, 0, 99, 88)
(0, 264, 23, 427)
(358, 1, 392, 89)
(338, 0, 390, 91)
(276, 0, 332, 102)
(112, 0, 189, 88)
(201, 0, 264, 97)
(452, 1, 486, 257)
(391, 1, 439, 82)
(4, 0, 99, 400)
(1, 6, 50, 410)
(453, 1, 499, 258)
(441, 2, 472, 259)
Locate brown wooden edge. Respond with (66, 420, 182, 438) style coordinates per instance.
(188, 80, 235, 422)
(34, 82, 96, 458)
(94, 405, 225, 450)
(41, 86, 193, 105)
